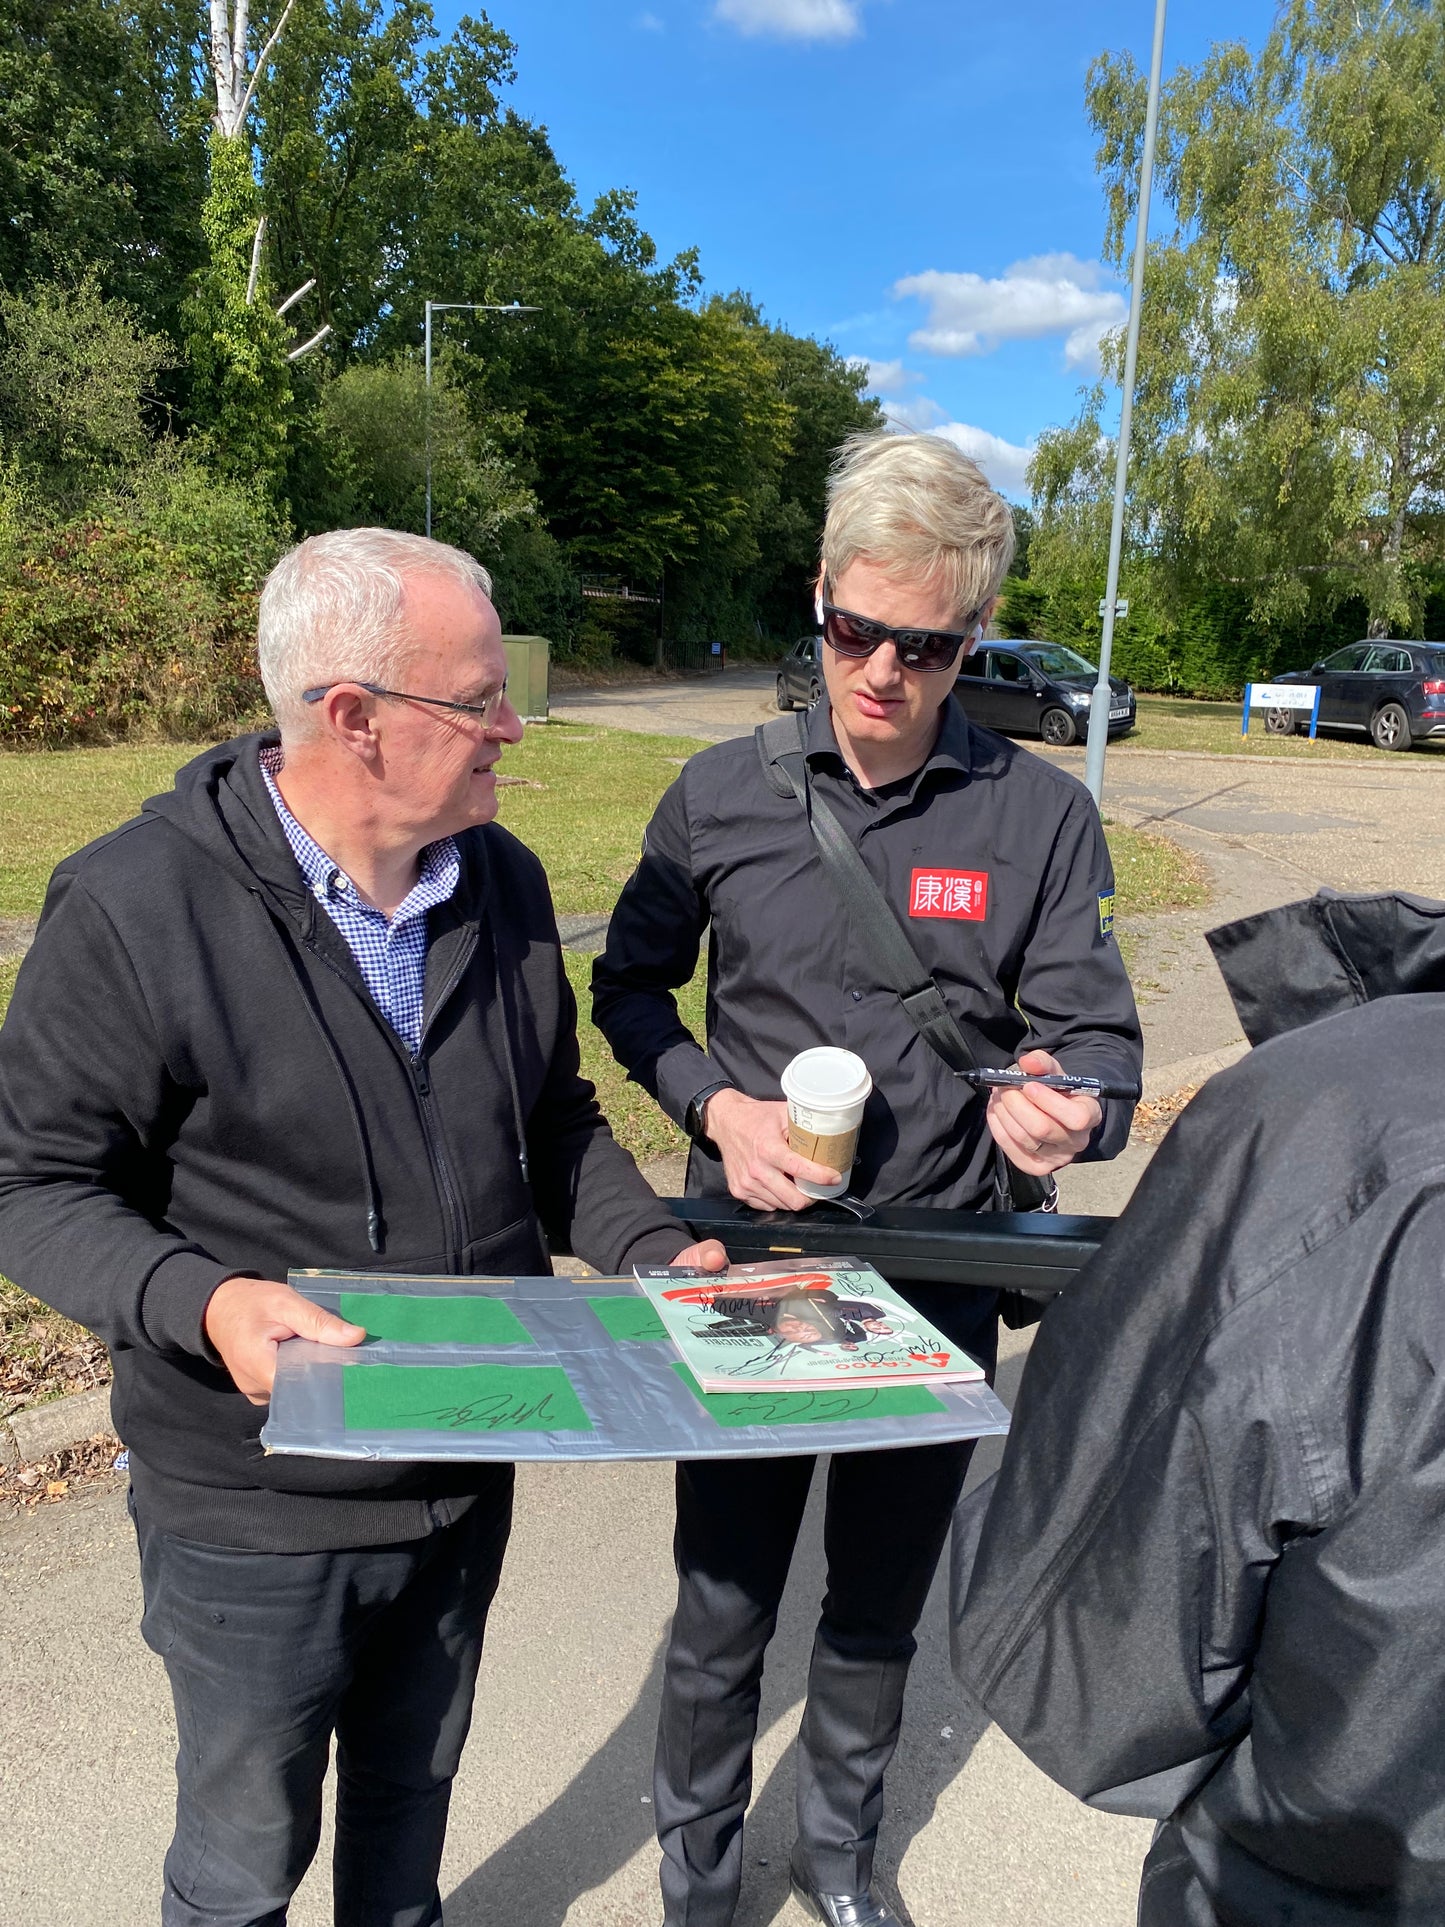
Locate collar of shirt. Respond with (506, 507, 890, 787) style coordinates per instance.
(803, 691, 973, 810)
(257, 745, 460, 927)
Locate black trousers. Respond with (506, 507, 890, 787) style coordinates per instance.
(132, 1473, 514, 1927)
(654, 1289, 997, 1927)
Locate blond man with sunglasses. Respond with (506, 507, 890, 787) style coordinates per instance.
(593, 432, 1142, 1927)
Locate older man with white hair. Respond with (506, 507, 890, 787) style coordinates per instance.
(0, 528, 722, 1927)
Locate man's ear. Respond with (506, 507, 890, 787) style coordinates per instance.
(318, 684, 382, 763)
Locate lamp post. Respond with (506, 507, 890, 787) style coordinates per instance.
(424, 299, 539, 540)
(1084, 0, 1169, 807)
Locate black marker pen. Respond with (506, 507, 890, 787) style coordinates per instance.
(962, 1068, 1142, 1102)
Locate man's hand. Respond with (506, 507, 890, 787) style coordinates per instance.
(985, 1048, 1103, 1178)
(204, 1276, 367, 1406)
(671, 1238, 729, 1272)
(703, 1088, 841, 1212)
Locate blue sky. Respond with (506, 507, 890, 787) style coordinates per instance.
(437, 0, 1270, 496)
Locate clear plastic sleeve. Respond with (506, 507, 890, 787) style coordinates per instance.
(261, 1271, 1011, 1464)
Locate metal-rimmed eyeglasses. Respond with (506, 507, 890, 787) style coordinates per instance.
(302, 679, 511, 728)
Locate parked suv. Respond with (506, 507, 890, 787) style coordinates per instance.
(1267, 641, 1445, 750)
(955, 640, 1135, 746)
(775, 633, 824, 711)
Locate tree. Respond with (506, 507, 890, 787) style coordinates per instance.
(1041, 0, 1445, 643)
(184, 0, 330, 493)
(312, 353, 532, 556)
(0, 0, 895, 698)
(732, 302, 883, 635)
(0, 0, 209, 338)
(0, 277, 170, 507)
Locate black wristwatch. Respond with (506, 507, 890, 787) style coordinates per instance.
(685, 1080, 733, 1144)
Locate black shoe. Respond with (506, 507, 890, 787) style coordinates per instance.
(789, 1864, 901, 1927)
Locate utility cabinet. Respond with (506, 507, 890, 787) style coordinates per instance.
(502, 635, 550, 722)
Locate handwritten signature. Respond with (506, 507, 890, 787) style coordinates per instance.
(715, 1389, 882, 1424)
(409, 1393, 564, 1431)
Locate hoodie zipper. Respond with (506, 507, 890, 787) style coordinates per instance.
(409, 1053, 465, 1268)
(409, 931, 481, 1270)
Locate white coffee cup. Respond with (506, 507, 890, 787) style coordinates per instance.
(780, 1047, 873, 1199)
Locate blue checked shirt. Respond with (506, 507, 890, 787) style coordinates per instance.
(260, 747, 460, 1056)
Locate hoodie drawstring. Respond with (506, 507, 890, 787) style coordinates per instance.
(254, 896, 387, 1254)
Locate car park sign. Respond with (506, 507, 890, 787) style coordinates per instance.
(1242, 682, 1321, 739)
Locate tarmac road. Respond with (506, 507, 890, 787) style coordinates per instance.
(6, 668, 1439, 1927)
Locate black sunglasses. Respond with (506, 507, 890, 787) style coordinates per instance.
(820, 589, 982, 674)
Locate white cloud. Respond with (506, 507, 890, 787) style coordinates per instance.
(715, 0, 862, 40)
(893, 254, 1126, 372)
(635, 9, 665, 27)
(846, 357, 944, 430)
(880, 394, 947, 431)
(848, 356, 922, 395)
(929, 422, 1036, 499)
(845, 353, 1035, 494)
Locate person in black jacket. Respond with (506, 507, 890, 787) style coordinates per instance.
(0, 528, 722, 1927)
(592, 432, 1141, 1927)
(950, 889, 1445, 1927)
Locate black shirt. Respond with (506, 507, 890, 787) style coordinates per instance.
(591, 698, 1142, 1210)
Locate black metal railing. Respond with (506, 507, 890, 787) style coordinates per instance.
(659, 637, 726, 676)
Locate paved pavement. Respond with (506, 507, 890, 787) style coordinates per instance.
(6, 669, 1440, 1926)
(552, 668, 784, 743)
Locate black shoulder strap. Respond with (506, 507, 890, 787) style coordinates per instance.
(753, 716, 998, 1078)
(756, 712, 806, 797)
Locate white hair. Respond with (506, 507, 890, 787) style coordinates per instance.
(258, 528, 494, 739)
(821, 432, 1016, 625)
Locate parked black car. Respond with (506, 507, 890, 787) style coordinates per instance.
(955, 640, 1135, 746)
(776, 634, 1136, 747)
(775, 633, 828, 711)
(1266, 641, 1445, 750)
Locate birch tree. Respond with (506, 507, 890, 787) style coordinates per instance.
(185, 0, 327, 488)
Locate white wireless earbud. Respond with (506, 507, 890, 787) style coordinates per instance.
(814, 588, 825, 627)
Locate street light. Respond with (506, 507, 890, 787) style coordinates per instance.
(1084, 0, 1168, 807)
(424, 299, 539, 539)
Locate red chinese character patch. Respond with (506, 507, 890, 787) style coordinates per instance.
(908, 868, 989, 920)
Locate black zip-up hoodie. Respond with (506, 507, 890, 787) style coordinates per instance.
(950, 890, 1445, 1926)
(0, 735, 688, 1551)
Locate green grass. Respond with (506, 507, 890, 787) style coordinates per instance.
(491, 724, 707, 912)
(564, 951, 700, 1166)
(0, 742, 213, 919)
(1118, 694, 1445, 762)
(0, 726, 1206, 1161)
(1104, 820, 1210, 916)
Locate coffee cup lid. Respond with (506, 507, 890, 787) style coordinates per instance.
(780, 1047, 872, 1110)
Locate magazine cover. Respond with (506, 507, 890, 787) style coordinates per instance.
(633, 1257, 984, 1393)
